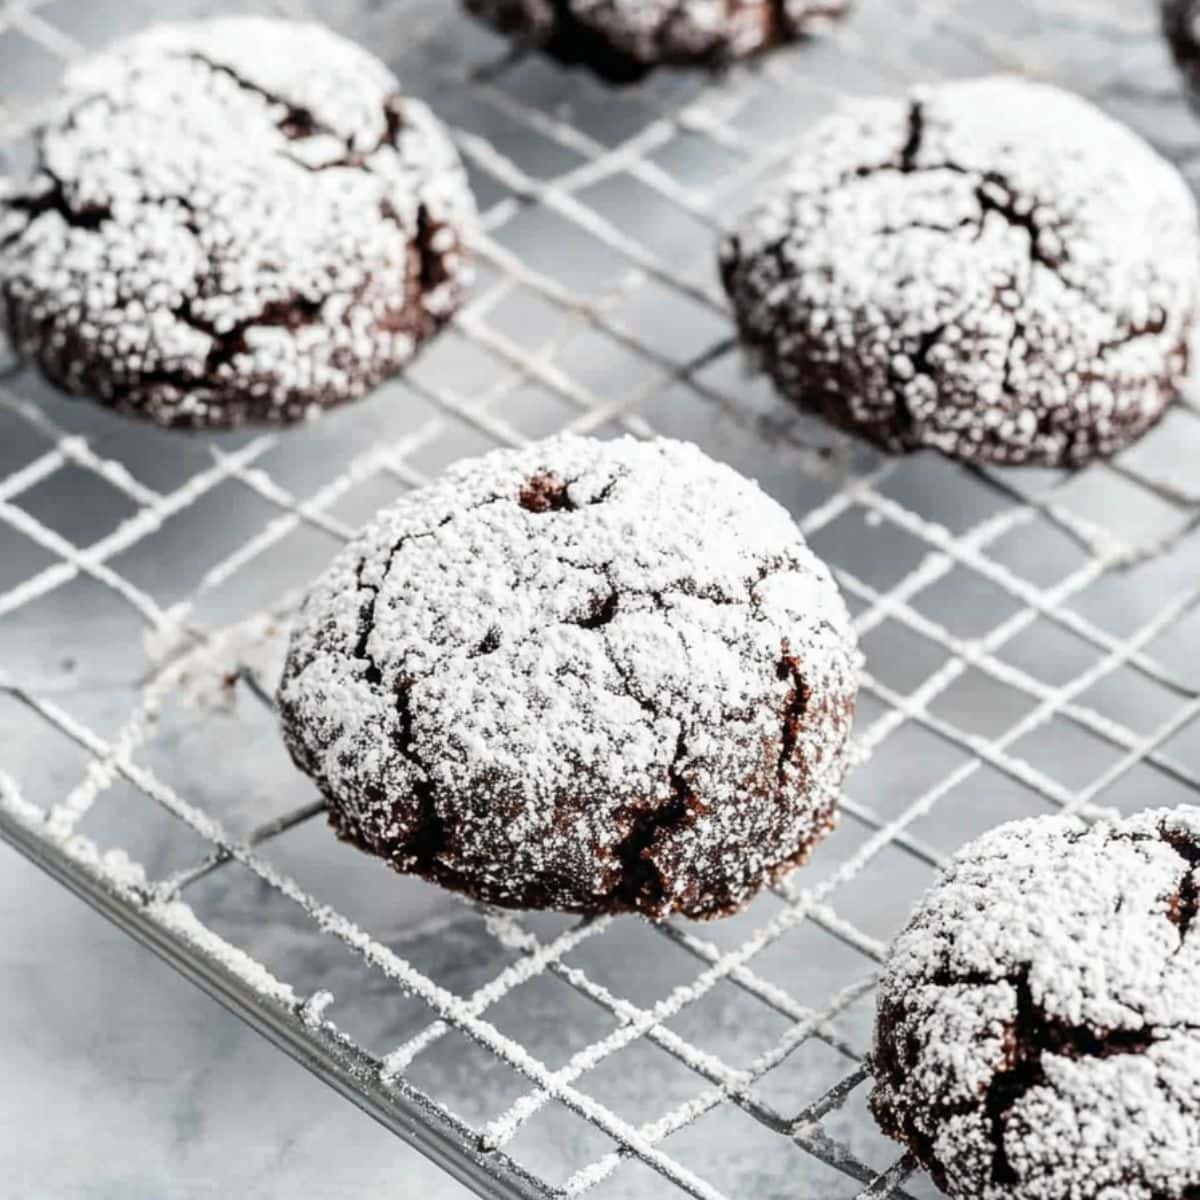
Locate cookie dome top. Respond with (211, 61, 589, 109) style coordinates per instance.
(278, 434, 859, 917)
(870, 807, 1200, 1199)
(0, 17, 475, 426)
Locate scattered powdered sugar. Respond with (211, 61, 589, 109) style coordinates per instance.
(720, 75, 1200, 466)
(869, 807, 1200, 1199)
(278, 433, 860, 919)
(0, 17, 476, 428)
(0, 773, 298, 1007)
(143, 601, 294, 715)
(463, 0, 850, 78)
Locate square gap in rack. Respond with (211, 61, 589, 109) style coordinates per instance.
(663, 1091, 863, 1200)
(749, 909, 880, 1017)
(0, 398, 58, 477)
(574, 1026, 721, 1131)
(912, 563, 1027, 642)
(179, 518, 338, 628)
(0, 517, 58, 597)
(405, 1024, 538, 1138)
(1071, 663, 1188, 740)
(257, 814, 481, 974)
(750, 1034, 865, 1127)
(848, 719, 976, 822)
(407, 326, 524, 405)
(1, 571, 153, 695)
(1007, 713, 1129, 798)
(503, 1093, 625, 1195)
(501, 54, 663, 149)
(133, 679, 300, 838)
(807, 507, 929, 596)
(576, 172, 717, 282)
(926, 665, 1037, 741)
(490, 201, 646, 300)
(497, 381, 589, 441)
(109, 477, 280, 608)
(1115, 405, 1200, 508)
(875, 454, 1016, 536)
(0, 695, 97, 809)
(569, 914, 727, 1009)
(181, 858, 433, 1058)
(36, 0, 172, 51)
(0, 27, 63, 101)
(482, 962, 618, 1069)
(435, 84, 591, 182)
(1050, 462, 1190, 558)
(856, 615, 963, 698)
(88, 417, 216, 497)
(73, 775, 224, 884)
(981, 508, 1096, 590)
(14, 461, 143, 550)
(1069, 536, 1200, 657)
(470, 282, 578, 355)
(996, 614, 1101, 690)
(816, 838, 939, 947)
(317, 468, 414, 536)
(1092, 757, 1200, 819)
(606, 272, 732, 364)
(553, 321, 663, 405)
(663, 973, 793, 1071)
(645, 127, 743, 195)
(906, 761, 1059, 859)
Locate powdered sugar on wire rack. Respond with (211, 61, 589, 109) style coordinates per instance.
(3, 0, 1200, 1197)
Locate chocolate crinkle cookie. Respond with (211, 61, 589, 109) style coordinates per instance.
(277, 435, 859, 920)
(1165, 0, 1200, 104)
(869, 808, 1200, 1200)
(720, 76, 1200, 467)
(0, 18, 475, 429)
(463, 0, 850, 82)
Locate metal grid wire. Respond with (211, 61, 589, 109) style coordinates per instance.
(4, 0, 1200, 1196)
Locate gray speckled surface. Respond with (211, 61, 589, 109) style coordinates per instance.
(0, 845, 470, 1199)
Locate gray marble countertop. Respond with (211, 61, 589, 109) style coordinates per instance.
(0, 843, 468, 1200)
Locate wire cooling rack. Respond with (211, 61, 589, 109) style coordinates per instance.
(4, 0, 1200, 1196)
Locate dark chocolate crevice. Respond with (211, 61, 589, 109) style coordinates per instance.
(975, 171, 1064, 273)
(173, 295, 325, 375)
(572, 589, 619, 629)
(775, 645, 809, 783)
(899, 99, 924, 172)
(609, 730, 694, 909)
(471, 627, 502, 657)
(183, 51, 343, 145)
(519, 471, 576, 512)
(983, 970, 1157, 1186)
(414, 204, 451, 293)
(1160, 821, 1200, 946)
(391, 680, 447, 870)
(4, 169, 111, 233)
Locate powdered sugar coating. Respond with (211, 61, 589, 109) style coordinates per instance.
(464, 0, 850, 81)
(869, 808, 1200, 1199)
(0, 18, 476, 429)
(720, 76, 1200, 466)
(277, 434, 859, 919)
